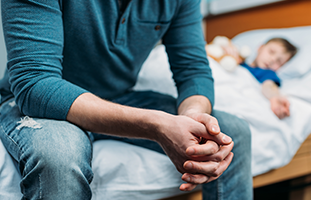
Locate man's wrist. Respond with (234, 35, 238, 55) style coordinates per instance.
(144, 110, 175, 142)
(178, 95, 212, 115)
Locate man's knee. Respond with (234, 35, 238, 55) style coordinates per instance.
(212, 110, 251, 149)
(20, 120, 93, 182)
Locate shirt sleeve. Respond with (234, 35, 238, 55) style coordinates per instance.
(261, 71, 281, 86)
(162, 0, 214, 109)
(2, 0, 88, 120)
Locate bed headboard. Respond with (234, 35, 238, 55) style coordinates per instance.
(203, 0, 311, 43)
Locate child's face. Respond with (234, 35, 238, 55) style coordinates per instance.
(253, 41, 291, 71)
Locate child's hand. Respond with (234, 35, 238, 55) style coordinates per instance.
(270, 96, 290, 119)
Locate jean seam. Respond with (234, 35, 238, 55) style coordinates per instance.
(39, 174, 42, 199)
(1, 99, 35, 161)
(218, 176, 222, 200)
(22, 161, 43, 199)
(0, 121, 24, 160)
(88, 133, 94, 183)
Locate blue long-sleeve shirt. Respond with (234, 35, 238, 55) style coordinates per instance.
(0, 0, 214, 120)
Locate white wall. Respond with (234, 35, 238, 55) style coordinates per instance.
(0, 1, 7, 79)
(200, 0, 210, 17)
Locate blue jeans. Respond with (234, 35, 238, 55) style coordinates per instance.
(0, 91, 252, 199)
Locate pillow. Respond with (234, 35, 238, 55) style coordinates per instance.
(231, 26, 311, 80)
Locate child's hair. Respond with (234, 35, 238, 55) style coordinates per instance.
(266, 38, 298, 59)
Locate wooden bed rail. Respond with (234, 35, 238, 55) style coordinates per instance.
(253, 134, 311, 188)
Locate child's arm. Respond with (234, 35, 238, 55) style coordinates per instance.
(262, 80, 290, 119)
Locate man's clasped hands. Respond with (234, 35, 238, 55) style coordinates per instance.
(157, 111, 234, 191)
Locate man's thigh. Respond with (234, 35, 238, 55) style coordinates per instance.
(0, 98, 93, 172)
(111, 90, 177, 114)
(211, 110, 251, 147)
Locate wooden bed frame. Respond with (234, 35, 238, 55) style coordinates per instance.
(204, 0, 311, 43)
(164, 0, 311, 199)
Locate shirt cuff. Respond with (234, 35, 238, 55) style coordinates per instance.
(176, 77, 214, 110)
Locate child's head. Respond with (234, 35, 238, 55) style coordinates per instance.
(252, 38, 297, 71)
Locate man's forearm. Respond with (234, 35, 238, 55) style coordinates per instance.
(66, 92, 169, 141)
(67, 93, 212, 140)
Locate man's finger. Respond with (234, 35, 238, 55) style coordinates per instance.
(198, 114, 232, 144)
(179, 182, 198, 191)
(187, 113, 232, 145)
(196, 131, 232, 146)
(186, 140, 219, 156)
(183, 152, 234, 177)
(181, 173, 209, 185)
(195, 115, 220, 135)
(187, 142, 234, 162)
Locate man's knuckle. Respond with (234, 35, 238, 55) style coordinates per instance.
(214, 155, 222, 162)
(210, 163, 219, 174)
(196, 164, 204, 172)
(211, 169, 222, 177)
(210, 116, 217, 123)
(215, 170, 223, 177)
(209, 144, 218, 154)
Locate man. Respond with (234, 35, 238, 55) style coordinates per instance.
(0, 0, 252, 199)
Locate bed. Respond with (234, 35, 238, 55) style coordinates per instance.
(1, 0, 311, 199)
(203, 0, 311, 191)
(134, 24, 311, 183)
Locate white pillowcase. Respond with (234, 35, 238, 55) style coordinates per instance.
(231, 26, 311, 80)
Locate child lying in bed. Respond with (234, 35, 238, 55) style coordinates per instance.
(226, 38, 297, 119)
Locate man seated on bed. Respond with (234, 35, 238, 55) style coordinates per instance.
(228, 38, 297, 119)
(0, 0, 252, 199)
